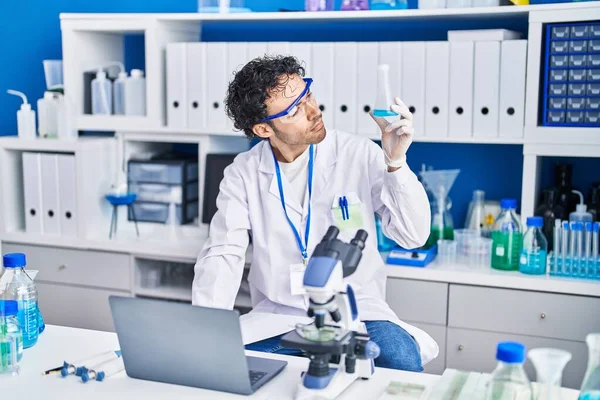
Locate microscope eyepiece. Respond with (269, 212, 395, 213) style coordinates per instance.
(322, 226, 339, 241)
(351, 229, 368, 250)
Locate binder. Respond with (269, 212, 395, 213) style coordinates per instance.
(449, 41, 475, 138)
(187, 42, 206, 130)
(226, 42, 249, 131)
(425, 41, 450, 137)
(473, 41, 501, 137)
(22, 152, 43, 234)
(166, 43, 188, 128)
(499, 40, 527, 138)
(334, 42, 358, 133)
(356, 42, 380, 137)
(290, 42, 312, 76)
(57, 154, 77, 236)
(401, 42, 426, 136)
(247, 42, 267, 62)
(267, 42, 291, 57)
(378, 42, 402, 103)
(40, 153, 61, 235)
(205, 42, 229, 132)
(311, 43, 335, 128)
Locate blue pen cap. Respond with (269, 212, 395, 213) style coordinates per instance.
(496, 342, 526, 364)
(500, 199, 517, 210)
(3, 253, 26, 268)
(0, 300, 18, 317)
(526, 216, 543, 228)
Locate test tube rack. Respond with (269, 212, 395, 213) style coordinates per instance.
(548, 253, 600, 280)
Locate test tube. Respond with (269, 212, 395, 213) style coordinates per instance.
(584, 222, 592, 278)
(553, 219, 561, 275)
(593, 222, 599, 279)
(562, 221, 570, 276)
(574, 222, 584, 277)
(81, 357, 124, 383)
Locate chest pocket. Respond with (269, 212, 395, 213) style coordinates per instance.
(330, 192, 367, 240)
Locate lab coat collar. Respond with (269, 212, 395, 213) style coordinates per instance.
(259, 130, 338, 215)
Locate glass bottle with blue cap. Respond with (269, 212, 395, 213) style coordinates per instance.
(519, 216, 548, 275)
(0, 299, 23, 374)
(486, 342, 532, 400)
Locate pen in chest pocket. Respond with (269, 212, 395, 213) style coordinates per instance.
(338, 196, 350, 220)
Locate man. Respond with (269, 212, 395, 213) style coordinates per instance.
(192, 55, 437, 371)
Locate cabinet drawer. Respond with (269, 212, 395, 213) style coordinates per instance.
(37, 282, 128, 332)
(448, 285, 600, 342)
(409, 322, 446, 375)
(446, 328, 587, 389)
(386, 279, 448, 325)
(2, 243, 130, 291)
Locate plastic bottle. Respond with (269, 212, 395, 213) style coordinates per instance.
(2, 253, 39, 348)
(579, 333, 600, 400)
(91, 70, 113, 115)
(124, 69, 146, 116)
(491, 199, 523, 271)
(570, 190, 594, 223)
(37, 91, 60, 138)
(486, 342, 533, 400)
(535, 188, 565, 252)
(113, 71, 127, 115)
(519, 217, 548, 275)
(0, 300, 23, 362)
(6, 90, 36, 140)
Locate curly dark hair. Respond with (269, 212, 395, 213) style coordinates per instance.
(225, 55, 306, 139)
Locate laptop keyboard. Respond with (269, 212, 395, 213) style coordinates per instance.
(249, 370, 268, 385)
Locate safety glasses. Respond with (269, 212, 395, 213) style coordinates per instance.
(259, 78, 319, 124)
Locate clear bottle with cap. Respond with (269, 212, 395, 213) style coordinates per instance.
(6, 90, 36, 140)
(519, 216, 548, 275)
(486, 342, 532, 400)
(2, 253, 39, 348)
(37, 91, 60, 138)
(91, 69, 113, 115)
(570, 190, 593, 223)
(0, 300, 22, 375)
(124, 69, 146, 116)
(113, 71, 127, 115)
(491, 199, 523, 271)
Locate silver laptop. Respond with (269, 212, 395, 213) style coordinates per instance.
(109, 296, 287, 395)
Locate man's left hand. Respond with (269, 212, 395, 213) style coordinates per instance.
(370, 97, 414, 169)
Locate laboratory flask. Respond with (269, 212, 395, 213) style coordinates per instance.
(528, 348, 571, 400)
(420, 169, 460, 248)
(465, 190, 487, 235)
(373, 64, 398, 118)
(519, 216, 548, 275)
(486, 342, 533, 400)
(579, 333, 600, 400)
(2, 254, 38, 348)
(491, 199, 523, 271)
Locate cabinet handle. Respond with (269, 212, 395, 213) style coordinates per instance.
(540, 313, 546, 319)
(458, 345, 464, 351)
(58, 264, 67, 271)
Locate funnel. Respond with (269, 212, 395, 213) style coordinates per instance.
(580, 333, 600, 400)
(43, 60, 63, 90)
(528, 348, 572, 400)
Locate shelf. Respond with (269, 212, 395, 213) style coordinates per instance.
(136, 283, 193, 302)
(77, 115, 158, 132)
(0, 136, 113, 152)
(524, 142, 600, 158)
(412, 135, 524, 145)
(386, 261, 600, 297)
(59, 3, 600, 24)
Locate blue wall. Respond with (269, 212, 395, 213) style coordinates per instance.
(6, 0, 587, 228)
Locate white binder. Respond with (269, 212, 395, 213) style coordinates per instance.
(473, 41, 501, 137)
(226, 42, 249, 131)
(401, 42, 426, 136)
(40, 153, 61, 235)
(356, 42, 380, 137)
(22, 152, 44, 234)
(291, 42, 312, 76)
(247, 42, 267, 62)
(499, 40, 527, 139)
(187, 42, 206, 130)
(205, 42, 229, 132)
(449, 41, 475, 138)
(334, 42, 358, 133)
(311, 43, 335, 128)
(267, 42, 291, 57)
(425, 41, 450, 138)
(57, 154, 77, 236)
(166, 43, 188, 128)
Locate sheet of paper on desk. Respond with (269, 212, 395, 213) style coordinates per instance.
(240, 312, 312, 345)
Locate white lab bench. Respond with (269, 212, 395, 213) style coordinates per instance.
(4, 325, 581, 400)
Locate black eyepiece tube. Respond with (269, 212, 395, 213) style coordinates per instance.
(322, 226, 340, 241)
(351, 229, 368, 249)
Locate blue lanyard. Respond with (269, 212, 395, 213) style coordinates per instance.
(271, 144, 314, 263)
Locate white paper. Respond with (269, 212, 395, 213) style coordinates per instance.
(240, 312, 312, 345)
(289, 263, 307, 296)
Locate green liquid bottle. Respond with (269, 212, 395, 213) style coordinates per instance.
(491, 199, 523, 271)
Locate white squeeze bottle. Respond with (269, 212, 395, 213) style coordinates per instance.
(124, 69, 146, 116)
(7, 90, 36, 140)
(113, 71, 127, 115)
(91, 69, 113, 115)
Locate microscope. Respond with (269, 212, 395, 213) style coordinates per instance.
(281, 226, 381, 400)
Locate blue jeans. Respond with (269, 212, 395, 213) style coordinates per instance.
(245, 320, 423, 372)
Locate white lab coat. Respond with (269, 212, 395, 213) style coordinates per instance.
(192, 129, 438, 364)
